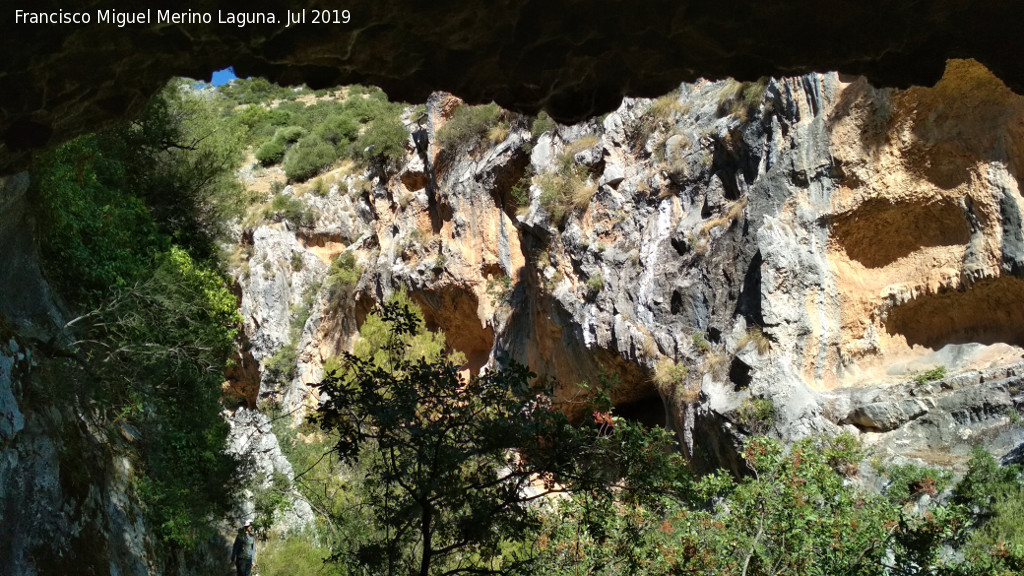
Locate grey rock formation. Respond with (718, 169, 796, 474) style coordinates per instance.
(227, 409, 315, 533)
(0, 338, 152, 576)
(0, 174, 65, 336)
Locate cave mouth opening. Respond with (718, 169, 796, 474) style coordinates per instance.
(885, 276, 1024, 349)
(612, 388, 668, 429)
(831, 197, 970, 268)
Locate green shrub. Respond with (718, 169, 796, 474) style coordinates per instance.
(217, 77, 297, 105)
(284, 137, 339, 182)
(256, 138, 287, 166)
(914, 365, 947, 384)
(34, 135, 163, 298)
(436, 103, 505, 150)
(820, 432, 863, 476)
(351, 289, 458, 366)
(275, 125, 308, 143)
(692, 331, 711, 354)
(954, 447, 1024, 565)
(531, 110, 556, 139)
(265, 194, 316, 227)
(252, 471, 292, 534)
(432, 251, 448, 272)
(343, 90, 396, 123)
(510, 172, 532, 208)
(256, 126, 308, 166)
(486, 274, 513, 307)
(585, 272, 604, 296)
(882, 463, 952, 504)
(356, 116, 408, 161)
(314, 113, 359, 146)
(326, 252, 361, 301)
(264, 345, 299, 382)
(736, 396, 775, 433)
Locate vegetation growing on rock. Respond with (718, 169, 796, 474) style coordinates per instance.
(29, 80, 247, 556)
(11, 68, 1024, 576)
(436, 102, 507, 152)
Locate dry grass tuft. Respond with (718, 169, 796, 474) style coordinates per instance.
(565, 134, 600, 156)
(641, 333, 658, 360)
(700, 197, 748, 237)
(680, 380, 702, 404)
(487, 121, 510, 143)
(705, 352, 731, 381)
(630, 89, 687, 146)
(716, 78, 769, 122)
(652, 358, 689, 396)
(537, 142, 599, 227)
(646, 91, 687, 124)
(737, 327, 771, 355)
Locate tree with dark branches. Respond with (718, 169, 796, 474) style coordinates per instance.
(314, 300, 683, 576)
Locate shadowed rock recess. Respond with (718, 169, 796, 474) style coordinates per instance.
(5, 0, 1024, 172)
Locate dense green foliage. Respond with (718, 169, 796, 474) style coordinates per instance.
(31, 80, 246, 550)
(915, 365, 948, 385)
(354, 115, 409, 162)
(531, 111, 557, 139)
(526, 433, 1024, 576)
(217, 79, 408, 181)
(253, 293, 1024, 576)
(954, 448, 1024, 571)
(300, 304, 1024, 576)
(33, 134, 162, 298)
(310, 300, 687, 576)
(285, 136, 341, 181)
(217, 77, 307, 105)
(34, 81, 247, 297)
(257, 126, 308, 166)
(326, 252, 362, 302)
(264, 193, 317, 228)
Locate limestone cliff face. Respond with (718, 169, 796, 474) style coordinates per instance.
(239, 60, 1024, 475)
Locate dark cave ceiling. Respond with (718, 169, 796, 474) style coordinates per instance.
(2, 0, 1023, 173)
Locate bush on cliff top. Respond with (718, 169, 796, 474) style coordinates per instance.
(436, 102, 506, 151)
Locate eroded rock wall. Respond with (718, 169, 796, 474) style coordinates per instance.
(234, 60, 1024, 476)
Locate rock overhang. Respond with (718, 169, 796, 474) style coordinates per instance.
(4, 0, 1024, 173)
